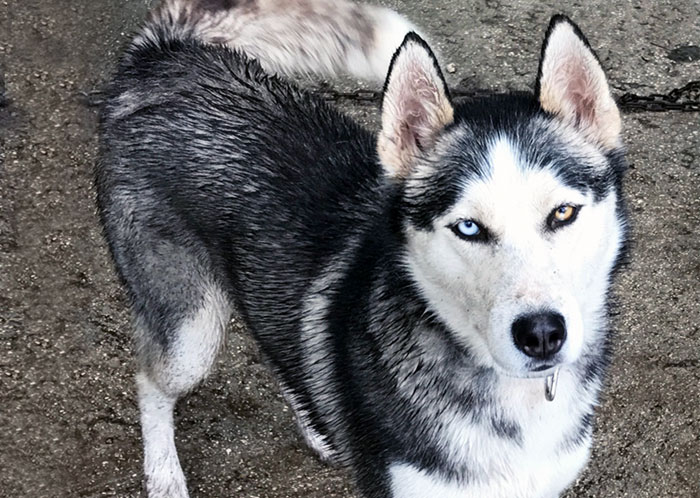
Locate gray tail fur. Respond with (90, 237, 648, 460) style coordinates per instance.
(138, 0, 422, 82)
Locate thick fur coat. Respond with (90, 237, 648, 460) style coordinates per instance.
(96, 1, 628, 496)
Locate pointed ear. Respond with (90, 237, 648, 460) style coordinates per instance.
(536, 15, 621, 149)
(378, 33, 454, 178)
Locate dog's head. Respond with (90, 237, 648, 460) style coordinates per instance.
(380, 17, 627, 378)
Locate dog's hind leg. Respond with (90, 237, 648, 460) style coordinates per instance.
(136, 373, 188, 498)
(134, 283, 231, 498)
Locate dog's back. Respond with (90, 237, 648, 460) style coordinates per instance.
(98, 18, 383, 393)
(97, 2, 628, 497)
(97, 12, 392, 494)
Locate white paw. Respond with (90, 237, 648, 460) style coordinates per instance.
(145, 459, 190, 498)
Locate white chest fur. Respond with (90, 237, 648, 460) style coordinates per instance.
(390, 369, 595, 498)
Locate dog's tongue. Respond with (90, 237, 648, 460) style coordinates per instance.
(544, 368, 560, 402)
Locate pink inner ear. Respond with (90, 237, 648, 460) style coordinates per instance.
(378, 41, 455, 176)
(396, 70, 445, 149)
(538, 23, 621, 148)
(563, 59, 598, 126)
(401, 97, 427, 149)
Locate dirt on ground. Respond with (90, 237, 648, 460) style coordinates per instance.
(1, 0, 698, 497)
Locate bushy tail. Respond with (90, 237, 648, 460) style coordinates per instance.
(139, 0, 422, 83)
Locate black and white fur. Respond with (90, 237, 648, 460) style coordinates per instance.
(96, 1, 628, 496)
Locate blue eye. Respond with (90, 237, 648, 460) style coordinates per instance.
(451, 219, 489, 242)
(457, 220, 480, 237)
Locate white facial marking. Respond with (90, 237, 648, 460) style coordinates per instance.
(406, 135, 622, 376)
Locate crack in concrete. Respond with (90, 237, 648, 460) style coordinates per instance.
(74, 81, 700, 113)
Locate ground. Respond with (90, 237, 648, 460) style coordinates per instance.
(1, 0, 698, 497)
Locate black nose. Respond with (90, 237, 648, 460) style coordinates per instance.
(512, 312, 567, 359)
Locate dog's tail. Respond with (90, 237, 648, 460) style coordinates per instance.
(137, 0, 422, 83)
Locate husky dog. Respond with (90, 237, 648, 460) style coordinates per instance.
(96, 0, 628, 496)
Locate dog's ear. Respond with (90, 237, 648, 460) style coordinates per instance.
(536, 15, 621, 149)
(378, 33, 454, 178)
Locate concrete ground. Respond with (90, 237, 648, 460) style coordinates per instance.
(1, 0, 698, 496)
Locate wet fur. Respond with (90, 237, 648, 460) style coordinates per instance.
(97, 6, 628, 498)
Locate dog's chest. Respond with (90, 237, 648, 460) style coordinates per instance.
(389, 441, 589, 498)
(391, 372, 594, 497)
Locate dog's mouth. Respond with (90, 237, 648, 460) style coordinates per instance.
(532, 364, 555, 372)
(466, 337, 566, 401)
(517, 362, 560, 378)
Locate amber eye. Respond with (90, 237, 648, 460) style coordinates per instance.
(555, 205, 575, 222)
(548, 204, 580, 230)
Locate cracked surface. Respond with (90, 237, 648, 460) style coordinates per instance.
(1, 0, 698, 496)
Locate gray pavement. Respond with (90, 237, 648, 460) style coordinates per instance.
(1, 0, 698, 497)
